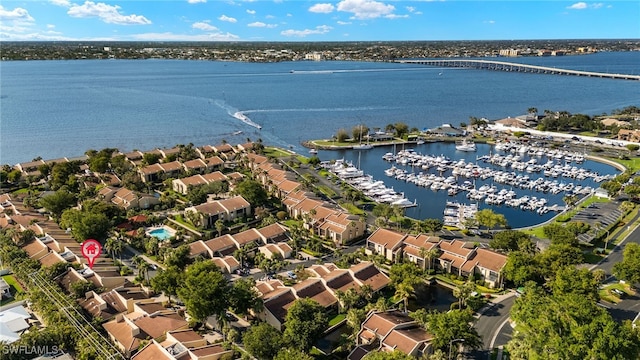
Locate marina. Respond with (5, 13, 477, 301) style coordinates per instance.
(324, 141, 619, 228)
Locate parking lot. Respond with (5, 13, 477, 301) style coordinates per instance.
(574, 201, 622, 244)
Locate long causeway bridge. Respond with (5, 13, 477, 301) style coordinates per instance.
(396, 59, 640, 81)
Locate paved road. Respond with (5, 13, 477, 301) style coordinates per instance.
(470, 295, 515, 359)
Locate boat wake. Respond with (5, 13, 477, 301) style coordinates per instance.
(214, 99, 262, 130)
(242, 105, 395, 114)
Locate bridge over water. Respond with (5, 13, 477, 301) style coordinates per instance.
(396, 59, 640, 81)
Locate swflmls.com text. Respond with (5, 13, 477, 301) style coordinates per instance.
(1, 345, 59, 355)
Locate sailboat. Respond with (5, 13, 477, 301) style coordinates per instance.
(353, 125, 373, 150)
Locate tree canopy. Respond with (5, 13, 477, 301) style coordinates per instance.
(176, 260, 230, 324)
(282, 298, 328, 352)
(234, 179, 269, 207)
(243, 322, 284, 360)
(613, 243, 640, 285)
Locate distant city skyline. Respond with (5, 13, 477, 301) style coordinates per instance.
(0, 1, 638, 42)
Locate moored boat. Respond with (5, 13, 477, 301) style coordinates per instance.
(455, 139, 477, 152)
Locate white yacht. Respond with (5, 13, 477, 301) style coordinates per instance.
(455, 139, 477, 152)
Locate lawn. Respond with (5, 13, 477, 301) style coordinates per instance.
(316, 185, 337, 198)
(339, 202, 365, 216)
(263, 147, 292, 158)
(611, 156, 640, 173)
(0, 275, 25, 306)
(599, 282, 635, 304)
(328, 314, 346, 327)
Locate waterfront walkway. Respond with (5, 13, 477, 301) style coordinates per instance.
(396, 59, 640, 81)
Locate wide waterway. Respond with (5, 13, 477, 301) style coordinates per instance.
(1, 52, 639, 166)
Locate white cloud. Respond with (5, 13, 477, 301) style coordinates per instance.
(567, 2, 604, 9)
(0, 5, 34, 21)
(337, 20, 352, 25)
(309, 3, 335, 13)
(337, 0, 395, 20)
(131, 31, 239, 41)
(68, 1, 151, 25)
(567, 2, 587, 9)
(246, 9, 256, 14)
(219, 15, 237, 23)
(192, 21, 218, 31)
(281, 25, 332, 37)
(266, 14, 275, 19)
(47, 24, 56, 29)
(248, 21, 277, 28)
(188, 0, 207, 3)
(385, 14, 408, 19)
(50, 0, 71, 7)
(484, 20, 495, 24)
(406, 6, 415, 12)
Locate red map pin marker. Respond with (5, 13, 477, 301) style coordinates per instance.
(81, 239, 102, 269)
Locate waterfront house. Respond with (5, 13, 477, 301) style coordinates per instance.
(402, 234, 440, 270)
(350, 309, 434, 360)
(316, 212, 366, 245)
(122, 150, 144, 166)
(365, 228, 406, 262)
(185, 196, 251, 229)
(98, 187, 159, 210)
(435, 239, 475, 275)
(171, 171, 227, 195)
(203, 156, 225, 170)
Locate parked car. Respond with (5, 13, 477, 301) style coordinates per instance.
(611, 289, 626, 298)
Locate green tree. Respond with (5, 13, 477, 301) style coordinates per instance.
(242, 322, 284, 360)
(273, 347, 314, 360)
(215, 219, 225, 237)
(411, 308, 482, 356)
(363, 351, 414, 360)
(346, 307, 367, 337)
(543, 223, 578, 246)
(503, 251, 542, 286)
(234, 179, 268, 207)
(229, 278, 263, 317)
(177, 260, 230, 324)
(60, 208, 111, 242)
(537, 244, 583, 278)
(613, 243, 640, 285)
(283, 298, 328, 352)
(394, 281, 414, 313)
(422, 218, 444, 235)
(335, 128, 349, 142)
(142, 152, 161, 165)
(474, 208, 507, 232)
(162, 244, 191, 269)
(490, 230, 533, 252)
(39, 190, 77, 220)
(104, 237, 124, 262)
(151, 266, 183, 306)
(453, 279, 476, 309)
(549, 266, 599, 301)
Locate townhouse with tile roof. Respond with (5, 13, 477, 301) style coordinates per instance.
(132, 333, 233, 360)
(172, 171, 228, 195)
(349, 310, 434, 360)
(98, 186, 160, 210)
(139, 161, 184, 183)
(184, 196, 251, 229)
(255, 262, 390, 331)
(365, 229, 507, 288)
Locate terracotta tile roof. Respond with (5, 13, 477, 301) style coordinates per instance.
(363, 310, 414, 339)
(103, 318, 141, 353)
(232, 228, 262, 246)
(438, 252, 467, 271)
(167, 329, 203, 343)
(194, 201, 226, 215)
(225, 172, 245, 181)
(78, 295, 119, 321)
(350, 262, 390, 291)
(367, 228, 406, 250)
(219, 196, 250, 211)
(160, 161, 183, 172)
(294, 198, 323, 212)
(131, 341, 173, 360)
(135, 302, 165, 316)
(176, 176, 208, 187)
(292, 279, 337, 307)
(189, 240, 209, 257)
(404, 234, 439, 250)
(134, 313, 188, 339)
(204, 235, 237, 254)
(438, 239, 474, 258)
(213, 144, 234, 153)
(38, 252, 64, 267)
(190, 344, 231, 357)
(325, 270, 358, 293)
(22, 240, 48, 259)
(204, 156, 224, 166)
(471, 248, 507, 272)
(202, 171, 226, 182)
(255, 279, 285, 297)
(276, 179, 301, 193)
(307, 264, 331, 277)
(264, 288, 297, 324)
(141, 163, 164, 175)
(124, 151, 144, 160)
(246, 153, 268, 165)
(382, 326, 433, 354)
(256, 223, 288, 242)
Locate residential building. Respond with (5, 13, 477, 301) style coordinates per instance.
(185, 196, 251, 229)
(365, 228, 406, 262)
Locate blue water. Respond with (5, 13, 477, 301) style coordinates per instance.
(148, 228, 173, 240)
(1, 52, 639, 166)
(1, 52, 638, 227)
(324, 143, 618, 228)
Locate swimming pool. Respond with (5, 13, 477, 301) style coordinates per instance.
(147, 226, 176, 240)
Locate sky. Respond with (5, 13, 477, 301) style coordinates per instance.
(0, 0, 638, 42)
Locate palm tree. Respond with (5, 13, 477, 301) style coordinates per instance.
(105, 237, 124, 263)
(394, 281, 414, 313)
(215, 219, 225, 237)
(453, 280, 476, 309)
(424, 248, 440, 273)
(138, 260, 151, 285)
